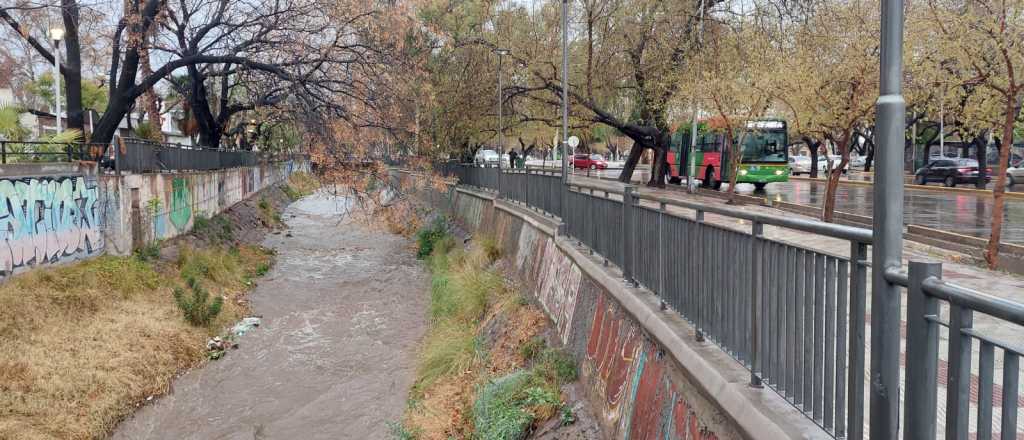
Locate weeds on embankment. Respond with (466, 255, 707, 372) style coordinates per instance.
(397, 222, 579, 440)
(0, 235, 274, 439)
(282, 171, 320, 200)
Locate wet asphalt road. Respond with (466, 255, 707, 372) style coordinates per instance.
(570, 167, 1024, 244)
(111, 193, 429, 439)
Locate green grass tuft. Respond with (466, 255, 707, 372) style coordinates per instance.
(172, 278, 223, 326)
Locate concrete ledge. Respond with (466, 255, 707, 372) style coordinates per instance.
(0, 162, 89, 178)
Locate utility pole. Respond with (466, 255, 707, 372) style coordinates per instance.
(870, 0, 906, 437)
(50, 27, 65, 134)
(687, 0, 707, 193)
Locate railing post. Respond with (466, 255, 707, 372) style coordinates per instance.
(847, 241, 868, 440)
(903, 261, 941, 440)
(750, 221, 764, 388)
(659, 201, 667, 307)
(695, 208, 705, 342)
(622, 185, 636, 286)
(945, 302, 973, 440)
(1, 141, 6, 164)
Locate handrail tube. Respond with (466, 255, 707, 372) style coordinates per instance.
(921, 277, 1024, 324)
(641, 191, 873, 244)
(565, 179, 874, 243)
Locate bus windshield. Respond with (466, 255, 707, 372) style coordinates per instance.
(739, 130, 787, 163)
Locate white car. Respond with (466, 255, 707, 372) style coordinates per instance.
(850, 155, 867, 168)
(788, 156, 813, 175)
(825, 155, 850, 174)
(788, 155, 847, 175)
(1007, 163, 1024, 186)
(474, 149, 499, 166)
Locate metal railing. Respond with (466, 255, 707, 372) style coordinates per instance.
(438, 162, 1024, 439)
(0, 141, 110, 164)
(116, 138, 257, 173)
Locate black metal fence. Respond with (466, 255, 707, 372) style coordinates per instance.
(116, 138, 257, 173)
(0, 141, 110, 164)
(439, 162, 1024, 440)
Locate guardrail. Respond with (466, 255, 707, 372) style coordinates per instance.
(0, 141, 110, 164)
(116, 138, 257, 173)
(436, 162, 1023, 439)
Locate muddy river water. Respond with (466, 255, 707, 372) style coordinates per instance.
(112, 193, 429, 439)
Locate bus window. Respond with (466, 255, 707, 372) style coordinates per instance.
(740, 130, 788, 163)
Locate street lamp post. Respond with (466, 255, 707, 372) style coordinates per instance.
(49, 27, 65, 134)
(687, 0, 707, 193)
(870, 0, 906, 437)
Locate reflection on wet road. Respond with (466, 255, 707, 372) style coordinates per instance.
(570, 167, 1024, 244)
(758, 181, 1024, 244)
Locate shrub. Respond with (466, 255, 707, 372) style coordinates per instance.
(519, 336, 545, 362)
(536, 348, 578, 385)
(472, 371, 536, 440)
(172, 278, 223, 326)
(192, 214, 234, 242)
(415, 217, 451, 259)
(133, 241, 161, 262)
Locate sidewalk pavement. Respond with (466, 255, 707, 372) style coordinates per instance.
(569, 174, 1024, 438)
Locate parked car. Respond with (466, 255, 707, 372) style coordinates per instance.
(850, 155, 867, 168)
(825, 155, 850, 174)
(914, 158, 992, 187)
(788, 156, 812, 175)
(1007, 162, 1024, 186)
(474, 149, 499, 166)
(572, 153, 608, 170)
(788, 155, 846, 175)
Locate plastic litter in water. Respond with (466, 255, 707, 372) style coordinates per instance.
(232, 317, 262, 336)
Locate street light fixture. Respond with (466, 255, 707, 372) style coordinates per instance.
(49, 27, 64, 134)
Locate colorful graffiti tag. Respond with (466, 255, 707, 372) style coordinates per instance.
(0, 176, 103, 275)
(169, 178, 192, 231)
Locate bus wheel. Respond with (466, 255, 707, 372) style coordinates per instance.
(754, 182, 767, 191)
(701, 167, 713, 188)
(669, 176, 682, 185)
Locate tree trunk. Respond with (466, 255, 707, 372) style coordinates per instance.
(619, 141, 645, 184)
(647, 138, 669, 188)
(822, 132, 852, 222)
(804, 137, 821, 178)
(985, 95, 1020, 268)
(973, 135, 988, 189)
(727, 132, 742, 199)
(61, 0, 85, 133)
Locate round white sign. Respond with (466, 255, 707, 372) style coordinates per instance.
(567, 136, 580, 148)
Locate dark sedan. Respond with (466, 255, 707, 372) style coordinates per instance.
(913, 158, 992, 187)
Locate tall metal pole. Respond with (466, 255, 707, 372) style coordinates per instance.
(498, 52, 504, 166)
(687, 0, 707, 193)
(870, 0, 906, 436)
(53, 38, 62, 134)
(560, 0, 569, 186)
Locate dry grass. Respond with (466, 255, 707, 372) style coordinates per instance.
(0, 245, 272, 440)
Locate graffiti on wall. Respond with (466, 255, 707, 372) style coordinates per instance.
(0, 176, 103, 275)
(536, 239, 583, 345)
(169, 178, 192, 231)
(585, 292, 719, 440)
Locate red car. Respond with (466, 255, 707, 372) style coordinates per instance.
(572, 154, 609, 170)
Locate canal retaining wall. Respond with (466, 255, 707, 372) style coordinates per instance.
(0, 160, 308, 280)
